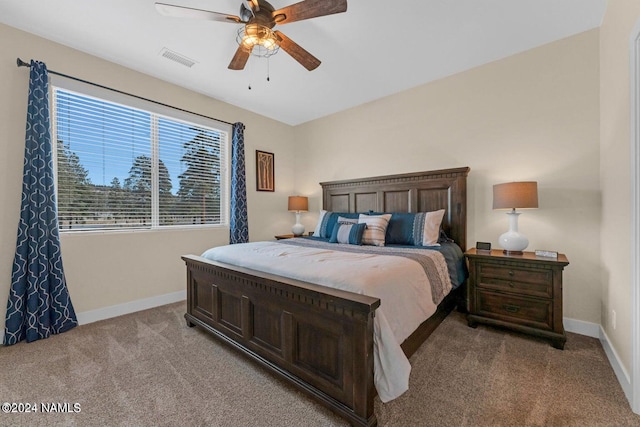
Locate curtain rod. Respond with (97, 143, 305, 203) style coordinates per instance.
(16, 58, 234, 126)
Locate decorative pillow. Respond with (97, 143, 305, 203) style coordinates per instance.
(313, 210, 331, 238)
(367, 212, 416, 245)
(329, 222, 367, 245)
(358, 214, 391, 246)
(313, 211, 360, 238)
(337, 216, 358, 225)
(412, 209, 445, 246)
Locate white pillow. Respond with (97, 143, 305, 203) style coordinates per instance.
(414, 209, 445, 246)
(313, 210, 329, 237)
(358, 214, 391, 246)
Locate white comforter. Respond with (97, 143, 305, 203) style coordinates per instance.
(201, 240, 452, 402)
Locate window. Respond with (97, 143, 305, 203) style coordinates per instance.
(51, 82, 230, 232)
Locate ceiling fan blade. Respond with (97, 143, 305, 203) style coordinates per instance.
(274, 31, 320, 71)
(228, 45, 252, 70)
(272, 0, 347, 25)
(155, 2, 243, 23)
(248, 0, 260, 12)
(239, 3, 253, 22)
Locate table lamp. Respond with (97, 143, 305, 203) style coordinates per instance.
(493, 181, 538, 254)
(288, 196, 308, 236)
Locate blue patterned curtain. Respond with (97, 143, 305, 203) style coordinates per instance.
(229, 122, 248, 244)
(4, 60, 77, 346)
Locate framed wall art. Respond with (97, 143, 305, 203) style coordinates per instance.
(256, 150, 275, 192)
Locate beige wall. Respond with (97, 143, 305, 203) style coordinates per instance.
(2, 16, 632, 380)
(0, 24, 295, 327)
(600, 1, 640, 374)
(294, 30, 601, 326)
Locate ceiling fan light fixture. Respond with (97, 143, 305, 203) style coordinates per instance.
(157, 0, 349, 71)
(237, 24, 280, 58)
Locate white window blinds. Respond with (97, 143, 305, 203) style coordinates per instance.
(52, 86, 229, 232)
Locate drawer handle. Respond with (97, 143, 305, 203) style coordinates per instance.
(508, 270, 514, 276)
(508, 282, 514, 287)
(503, 304, 520, 313)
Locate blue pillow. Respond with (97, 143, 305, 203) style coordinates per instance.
(387, 213, 416, 245)
(314, 211, 361, 238)
(329, 222, 367, 245)
(368, 211, 416, 245)
(367, 210, 445, 246)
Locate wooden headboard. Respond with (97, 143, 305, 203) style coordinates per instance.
(320, 167, 470, 251)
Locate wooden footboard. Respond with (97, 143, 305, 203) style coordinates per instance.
(183, 254, 381, 427)
(183, 167, 469, 426)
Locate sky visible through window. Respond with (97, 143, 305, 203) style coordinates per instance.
(52, 87, 226, 230)
(55, 90, 208, 195)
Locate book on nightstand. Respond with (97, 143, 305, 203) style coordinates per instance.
(535, 249, 558, 258)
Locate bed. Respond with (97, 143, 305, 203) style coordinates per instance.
(183, 167, 470, 426)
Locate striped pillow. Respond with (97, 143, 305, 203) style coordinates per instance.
(412, 209, 445, 246)
(313, 211, 360, 238)
(358, 214, 391, 246)
(329, 223, 367, 245)
(337, 216, 358, 225)
(313, 210, 331, 238)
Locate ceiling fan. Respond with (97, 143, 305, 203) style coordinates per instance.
(155, 0, 348, 71)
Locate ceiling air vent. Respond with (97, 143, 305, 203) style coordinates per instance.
(159, 48, 197, 68)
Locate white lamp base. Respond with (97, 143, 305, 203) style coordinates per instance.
(291, 212, 305, 236)
(499, 210, 529, 255)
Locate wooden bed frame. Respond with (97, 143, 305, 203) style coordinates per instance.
(183, 167, 469, 426)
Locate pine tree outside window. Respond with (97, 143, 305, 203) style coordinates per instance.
(51, 81, 230, 232)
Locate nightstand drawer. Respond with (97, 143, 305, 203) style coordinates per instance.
(478, 265, 552, 298)
(465, 249, 569, 349)
(476, 290, 552, 330)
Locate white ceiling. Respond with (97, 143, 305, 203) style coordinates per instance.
(1, 0, 607, 125)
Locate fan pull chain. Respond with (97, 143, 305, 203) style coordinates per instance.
(267, 57, 270, 82)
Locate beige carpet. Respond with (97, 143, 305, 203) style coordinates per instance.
(1, 302, 638, 426)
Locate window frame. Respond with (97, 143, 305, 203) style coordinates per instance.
(50, 76, 231, 234)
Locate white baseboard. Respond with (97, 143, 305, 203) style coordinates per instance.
(599, 326, 632, 402)
(0, 290, 186, 345)
(564, 317, 631, 401)
(76, 290, 186, 325)
(564, 317, 600, 338)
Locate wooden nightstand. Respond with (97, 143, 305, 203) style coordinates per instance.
(275, 234, 298, 240)
(465, 248, 569, 349)
(275, 232, 314, 240)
